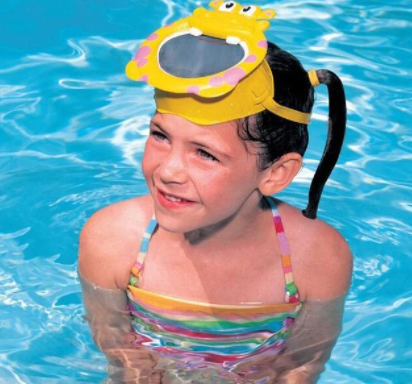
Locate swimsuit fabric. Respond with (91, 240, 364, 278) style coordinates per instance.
(126, 197, 302, 368)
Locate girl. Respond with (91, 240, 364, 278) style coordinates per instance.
(79, 3, 352, 383)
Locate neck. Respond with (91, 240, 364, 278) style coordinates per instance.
(182, 192, 270, 248)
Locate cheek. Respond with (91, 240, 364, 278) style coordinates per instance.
(194, 165, 258, 201)
(141, 143, 155, 180)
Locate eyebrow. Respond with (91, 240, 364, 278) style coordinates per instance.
(150, 120, 233, 161)
(150, 121, 167, 134)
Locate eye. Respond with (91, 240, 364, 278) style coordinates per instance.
(198, 149, 218, 162)
(219, 1, 236, 12)
(239, 5, 256, 16)
(150, 130, 168, 142)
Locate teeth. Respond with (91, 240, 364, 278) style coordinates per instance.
(226, 36, 241, 45)
(189, 28, 202, 37)
(165, 194, 183, 202)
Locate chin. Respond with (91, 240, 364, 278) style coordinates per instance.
(153, 210, 197, 234)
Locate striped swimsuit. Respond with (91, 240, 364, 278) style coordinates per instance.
(127, 197, 302, 369)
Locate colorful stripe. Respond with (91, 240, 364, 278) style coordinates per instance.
(128, 285, 301, 316)
(127, 196, 301, 363)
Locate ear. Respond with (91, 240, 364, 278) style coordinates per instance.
(258, 153, 302, 196)
(209, 0, 223, 9)
(257, 8, 276, 20)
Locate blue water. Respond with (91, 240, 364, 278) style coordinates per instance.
(1, 0, 411, 383)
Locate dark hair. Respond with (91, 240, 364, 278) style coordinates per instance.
(239, 42, 346, 219)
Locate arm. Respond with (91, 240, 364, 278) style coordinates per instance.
(274, 294, 346, 384)
(78, 199, 161, 383)
(79, 272, 161, 383)
(275, 215, 353, 383)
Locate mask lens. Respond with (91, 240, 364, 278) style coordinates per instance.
(159, 35, 244, 78)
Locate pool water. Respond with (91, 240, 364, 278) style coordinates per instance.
(1, 0, 411, 383)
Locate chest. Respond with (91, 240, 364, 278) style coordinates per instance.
(139, 234, 289, 305)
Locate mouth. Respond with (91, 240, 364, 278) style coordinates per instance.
(158, 32, 246, 78)
(156, 188, 196, 207)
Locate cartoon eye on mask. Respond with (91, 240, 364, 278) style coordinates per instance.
(219, 1, 237, 12)
(239, 5, 256, 17)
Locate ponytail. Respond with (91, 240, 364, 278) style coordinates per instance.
(239, 46, 347, 220)
(302, 70, 347, 219)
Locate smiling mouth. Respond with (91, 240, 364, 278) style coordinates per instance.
(158, 189, 195, 204)
(163, 193, 190, 203)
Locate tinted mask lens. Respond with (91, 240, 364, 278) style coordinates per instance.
(159, 34, 245, 78)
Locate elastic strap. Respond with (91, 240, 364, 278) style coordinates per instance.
(262, 97, 311, 125)
(308, 69, 320, 87)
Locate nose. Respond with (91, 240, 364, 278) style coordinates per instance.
(157, 150, 187, 185)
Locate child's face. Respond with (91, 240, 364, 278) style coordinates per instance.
(142, 112, 264, 234)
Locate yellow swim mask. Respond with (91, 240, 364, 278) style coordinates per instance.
(126, 1, 313, 125)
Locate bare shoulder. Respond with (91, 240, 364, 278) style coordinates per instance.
(78, 194, 154, 290)
(277, 200, 353, 301)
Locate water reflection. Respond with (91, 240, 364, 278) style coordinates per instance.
(0, 0, 412, 382)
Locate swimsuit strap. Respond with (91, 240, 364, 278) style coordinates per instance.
(130, 198, 299, 304)
(266, 196, 300, 304)
(130, 215, 157, 287)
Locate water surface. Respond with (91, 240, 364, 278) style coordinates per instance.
(1, 0, 411, 383)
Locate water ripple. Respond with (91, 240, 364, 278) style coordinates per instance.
(1, 0, 411, 383)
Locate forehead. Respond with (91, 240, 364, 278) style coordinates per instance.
(152, 113, 241, 144)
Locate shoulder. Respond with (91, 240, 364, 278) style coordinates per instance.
(277, 200, 353, 301)
(78, 194, 154, 290)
